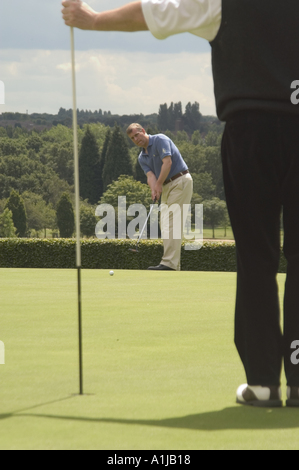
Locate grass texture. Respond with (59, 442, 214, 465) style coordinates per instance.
(0, 268, 298, 450)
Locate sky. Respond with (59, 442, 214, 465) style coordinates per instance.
(0, 0, 216, 117)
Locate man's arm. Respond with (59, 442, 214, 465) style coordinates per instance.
(147, 171, 158, 201)
(147, 156, 172, 201)
(155, 156, 172, 199)
(62, 1, 148, 32)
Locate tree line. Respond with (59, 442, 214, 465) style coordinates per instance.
(0, 101, 222, 135)
(0, 104, 227, 239)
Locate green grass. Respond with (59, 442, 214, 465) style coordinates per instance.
(0, 268, 298, 450)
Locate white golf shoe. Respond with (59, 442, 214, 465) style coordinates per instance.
(236, 384, 282, 407)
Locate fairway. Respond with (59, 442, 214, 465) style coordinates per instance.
(0, 268, 298, 450)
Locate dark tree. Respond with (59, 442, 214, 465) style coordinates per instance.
(183, 101, 201, 133)
(102, 124, 133, 192)
(157, 103, 169, 131)
(79, 126, 102, 204)
(99, 127, 111, 199)
(56, 192, 75, 238)
(5, 190, 27, 237)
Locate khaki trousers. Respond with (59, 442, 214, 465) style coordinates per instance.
(160, 173, 193, 271)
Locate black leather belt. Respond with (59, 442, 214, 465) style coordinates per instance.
(164, 169, 189, 185)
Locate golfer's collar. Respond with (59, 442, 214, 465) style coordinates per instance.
(143, 134, 152, 152)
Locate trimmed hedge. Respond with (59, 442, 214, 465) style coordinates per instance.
(0, 238, 287, 272)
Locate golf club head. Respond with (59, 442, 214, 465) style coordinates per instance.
(128, 247, 139, 253)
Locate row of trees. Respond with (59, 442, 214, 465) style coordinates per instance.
(0, 182, 228, 240)
(0, 189, 100, 238)
(0, 102, 222, 136)
(157, 101, 201, 133)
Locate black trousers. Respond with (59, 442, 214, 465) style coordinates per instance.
(222, 111, 299, 387)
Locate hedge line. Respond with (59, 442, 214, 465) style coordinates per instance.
(0, 238, 287, 272)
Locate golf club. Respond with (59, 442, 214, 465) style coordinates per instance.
(129, 198, 157, 253)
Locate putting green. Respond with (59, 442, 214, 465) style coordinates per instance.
(0, 268, 298, 450)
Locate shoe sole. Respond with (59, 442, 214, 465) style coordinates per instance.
(236, 398, 283, 408)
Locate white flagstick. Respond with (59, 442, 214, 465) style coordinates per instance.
(70, 24, 83, 395)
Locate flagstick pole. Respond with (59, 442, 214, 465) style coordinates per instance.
(70, 25, 83, 396)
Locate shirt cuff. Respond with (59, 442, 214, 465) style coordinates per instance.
(141, 0, 169, 40)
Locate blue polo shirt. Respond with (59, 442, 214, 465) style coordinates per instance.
(138, 134, 188, 180)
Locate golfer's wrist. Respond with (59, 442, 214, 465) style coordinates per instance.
(93, 12, 104, 31)
(93, 11, 128, 31)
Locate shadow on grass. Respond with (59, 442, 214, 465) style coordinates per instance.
(2, 404, 299, 430)
(0, 395, 75, 422)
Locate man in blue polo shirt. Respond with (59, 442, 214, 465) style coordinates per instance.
(126, 123, 193, 271)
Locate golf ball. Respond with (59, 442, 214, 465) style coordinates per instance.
(109, 270, 114, 276)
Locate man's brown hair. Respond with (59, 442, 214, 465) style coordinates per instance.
(126, 123, 143, 135)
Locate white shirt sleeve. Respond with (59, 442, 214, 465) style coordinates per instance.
(141, 0, 222, 42)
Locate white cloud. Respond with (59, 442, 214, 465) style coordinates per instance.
(0, 0, 216, 116)
(0, 48, 216, 117)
